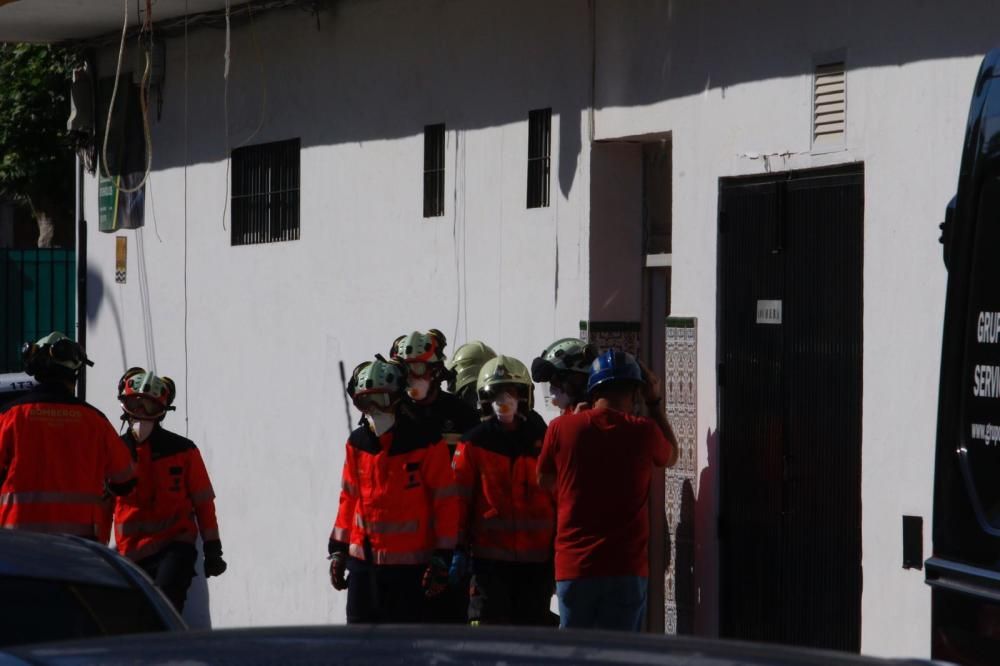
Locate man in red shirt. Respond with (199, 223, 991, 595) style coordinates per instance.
(537, 350, 677, 631)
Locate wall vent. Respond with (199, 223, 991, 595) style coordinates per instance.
(813, 62, 846, 148)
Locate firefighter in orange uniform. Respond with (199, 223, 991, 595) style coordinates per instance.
(113, 368, 226, 612)
(328, 357, 459, 623)
(451, 355, 556, 625)
(0, 332, 135, 539)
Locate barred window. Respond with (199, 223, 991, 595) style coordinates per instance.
(231, 138, 300, 246)
(527, 108, 551, 209)
(424, 124, 445, 218)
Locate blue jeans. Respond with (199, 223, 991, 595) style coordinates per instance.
(555, 576, 647, 631)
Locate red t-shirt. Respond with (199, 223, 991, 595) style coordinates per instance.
(537, 407, 672, 580)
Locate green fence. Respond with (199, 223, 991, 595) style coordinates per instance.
(1, 249, 77, 373)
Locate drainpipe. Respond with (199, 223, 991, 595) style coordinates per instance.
(75, 155, 87, 401)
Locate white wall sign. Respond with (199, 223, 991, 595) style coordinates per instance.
(756, 299, 782, 325)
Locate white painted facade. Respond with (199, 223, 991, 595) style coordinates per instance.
(76, 0, 1000, 657)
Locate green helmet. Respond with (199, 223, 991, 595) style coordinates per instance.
(446, 341, 497, 394)
(390, 329, 447, 365)
(477, 355, 533, 403)
(347, 358, 406, 410)
(530, 338, 598, 382)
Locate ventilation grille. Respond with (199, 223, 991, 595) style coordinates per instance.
(813, 62, 845, 147)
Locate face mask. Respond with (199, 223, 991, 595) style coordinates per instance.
(131, 419, 156, 442)
(493, 393, 518, 424)
(407, 378, 431, 401)
(366, 410, 396, 437)
(549, 385, 571, 410)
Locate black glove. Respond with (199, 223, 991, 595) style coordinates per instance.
(329, 552, 348, 590)
(203, 539, 227, 577)
(422, 550, 451, 598)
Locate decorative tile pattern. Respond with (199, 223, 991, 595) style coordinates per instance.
(578, 320, 641, 356)
(664, 318, 697, 635)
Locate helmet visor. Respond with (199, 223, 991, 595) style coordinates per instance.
(122, 394, 166, 419)
(355, 391, 394, 411)
(405, 361, 435, 379)
(531, 357, 555, 383)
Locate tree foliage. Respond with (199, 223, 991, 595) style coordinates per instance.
(0, 43, 80, 214)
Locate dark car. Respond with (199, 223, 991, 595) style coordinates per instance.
(0, 373, 36, 407)
(0, 530, 186, 647)
(0, 625, 941, 666)
(929, 47, 1000, 664)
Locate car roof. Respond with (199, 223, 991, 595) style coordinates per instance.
(0, 531, 130, 588)
(0, 625, 938, 666)
(0, 374, 36, 396)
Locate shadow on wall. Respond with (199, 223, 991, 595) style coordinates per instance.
(695, 427, 719, 637)
(136, 0, 1000, 184)
(86, 265, 128, 372)
(136, 1, 592, 198)
(595, 0, 1000, 113)
(674, 477, 696, 635)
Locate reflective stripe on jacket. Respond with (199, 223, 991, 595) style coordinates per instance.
(453, 412, 555, 563)
(330, 415, 458, 565)
(0, 384, 135, 539)
(113, 425, 220, 561)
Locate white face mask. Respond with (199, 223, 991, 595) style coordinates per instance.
(407, 378, 431, 401)
(131, 419, 156, 442)
(493, 393, 518, 424)
(366, 410, 396, 437)
(549, 385, 571, 410)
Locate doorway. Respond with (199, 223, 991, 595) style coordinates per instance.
(717, 164, 863, 651)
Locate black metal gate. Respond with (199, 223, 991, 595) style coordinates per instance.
(718, 164, 863, 651)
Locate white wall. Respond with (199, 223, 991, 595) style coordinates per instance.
(591, 0, 996, 657)
(80, 0, 999, 653)
(84, 0, 591, 628)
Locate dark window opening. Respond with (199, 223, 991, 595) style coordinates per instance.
(423, 124, 445, 218)
(527, 108, 551, 208)
(642, 140, 672, 255)
(231, 138, 300, 246)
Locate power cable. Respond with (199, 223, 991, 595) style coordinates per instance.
(101, 0, 154, 195)
(221, 0, 268, 231)
(183, 0, 190, 436)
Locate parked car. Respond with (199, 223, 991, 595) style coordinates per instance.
(0, 625, 942, 666)
(0, 530, 186, 647)
(0, 372, 35, 407)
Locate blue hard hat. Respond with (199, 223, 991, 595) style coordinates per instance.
(586, 349, 643, 395)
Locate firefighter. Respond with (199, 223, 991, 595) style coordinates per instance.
(530, 338, 598, 416)
(112, 367, 226, 613)
(391, 330, 480, 623)
(328, 357, 459, 623)
(451, 355, 556, 625)
(390, 330, 479, 454)
(0, 332, 135, 539)
(445, 340, 497, 409)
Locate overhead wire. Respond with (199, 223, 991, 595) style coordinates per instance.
(221, 0, 231, 230)
(183, 0, 190, 436)
(221, 1, 268, 231)
(101, 0, 154, 195)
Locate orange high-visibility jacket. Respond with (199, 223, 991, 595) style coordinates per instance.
(452, 412, 555, 563)
(331, 416, 459, 565)
(0, 384, 135, 538)
(114, 425, 220, 562)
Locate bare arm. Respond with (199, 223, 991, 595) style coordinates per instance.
(638, 360, 679, 468)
